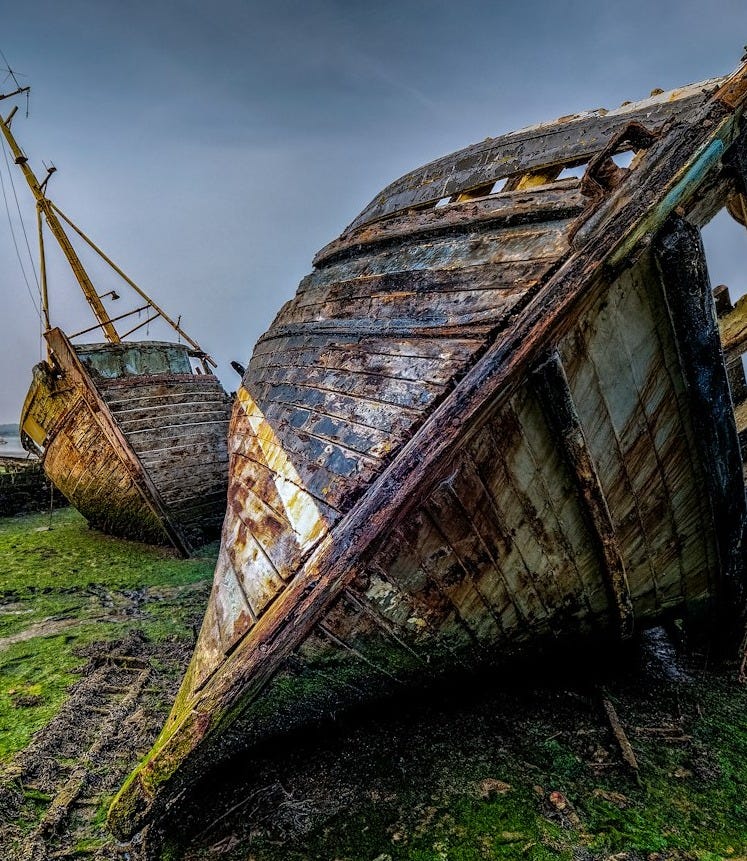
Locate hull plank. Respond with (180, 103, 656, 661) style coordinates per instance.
(532, 352, 633, 636)
(655, 217, 746, 610)
(349, 79, 723, 229)
(97, 374, 231, 549)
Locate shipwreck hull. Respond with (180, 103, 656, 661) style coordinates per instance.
(110, 64, 747, 836)
(21, 328, 232, 554)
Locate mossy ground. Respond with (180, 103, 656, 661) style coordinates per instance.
(0, 507, 216, 763)
(2, 508, 747, 860)
(0, 507, 216, 859)
(172, 634, 747, 861)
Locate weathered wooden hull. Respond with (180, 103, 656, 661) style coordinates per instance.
(21, 328, 232, 554)
(110, 63, 747, 836)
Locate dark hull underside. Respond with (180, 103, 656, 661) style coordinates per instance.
(110, 65, 747, 837)
(21, 329, 232, 554)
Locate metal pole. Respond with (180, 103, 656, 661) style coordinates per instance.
(36, 203, 50, 332)
(49, 200, 215, 366)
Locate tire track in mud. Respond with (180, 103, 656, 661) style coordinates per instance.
(0, 634, 191, 861)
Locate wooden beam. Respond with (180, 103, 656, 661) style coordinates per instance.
(654, 217, 747, 611)
(718, 293, 747, 361)
(314, 181, 585, 267)
(532, 351, 633, 638)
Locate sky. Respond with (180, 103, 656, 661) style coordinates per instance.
(1, 0, 747, 422)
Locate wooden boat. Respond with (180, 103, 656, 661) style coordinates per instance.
(110, 58, 747, 835)
(0, 87, 232, 555)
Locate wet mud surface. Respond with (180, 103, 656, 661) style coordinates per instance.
(159, 628, 747, 861)
(2, 510, 747, 861)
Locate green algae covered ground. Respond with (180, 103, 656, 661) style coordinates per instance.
(170, 637, 747, 861)
(1, 507, 747, 860)
(0, 507, 216, 764)
(0, 507, 217, 859)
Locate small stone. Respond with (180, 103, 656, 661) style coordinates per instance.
(498, 831, 524, 843)
(549, 790, 568, 810)
(592, 788, 630, 809)
(475, 777, 512, 799)
(672, 766, 692, 779)
(548, 790, 581, 827)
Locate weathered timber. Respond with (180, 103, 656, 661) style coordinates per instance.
(348, 78, 722, 229)
(315, 181, 586, 266)
(532, 351, 633, 637)
(654, 216, 747, 613)
(110, 58, 747, 840)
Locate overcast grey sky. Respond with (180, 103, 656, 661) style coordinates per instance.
(1, 1, 746, 422)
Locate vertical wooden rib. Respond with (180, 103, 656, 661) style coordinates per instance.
(532, 350, 634, 638)
(654, 216, 747, 614)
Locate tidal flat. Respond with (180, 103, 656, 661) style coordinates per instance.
(1, 508, 747, 860)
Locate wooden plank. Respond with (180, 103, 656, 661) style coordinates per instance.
(559, 327, 660, 612)
(513, 385, 608, 617)
(605, 260, 712, 607)
(294, 264, 544, 314)
(315, 181, 585, 265)
(251, 332, 482, 363)
(532, 351, 634, 638)
(252, 346, 453, 388)
(718, 295, 747, 361)
(299, 221, 570, 296)
(251, 362, 444, 411)
(654, 216, 747, 612)
(286, 282, 531, 327)
(252, 379, 421, 435)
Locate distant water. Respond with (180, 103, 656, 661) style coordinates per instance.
(0, 424, 31, 458)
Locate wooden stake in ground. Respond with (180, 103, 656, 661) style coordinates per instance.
(601, 696, 640, 781)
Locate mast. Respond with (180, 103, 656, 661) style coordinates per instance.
(0, 89, 120, 343)
(0, 82, 215, 367)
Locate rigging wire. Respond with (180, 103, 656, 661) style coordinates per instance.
(1, 134, 41, 295)
(0, 139, 41, 318)
(0, 49, 22, 88)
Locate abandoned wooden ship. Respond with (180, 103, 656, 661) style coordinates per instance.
(110, 58, 747, 835)
(0, 90, 232, 555)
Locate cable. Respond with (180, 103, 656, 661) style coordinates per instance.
(1, 134, 40, 295)
(0, 145, 40, 318)
(0, 48, 23, 91)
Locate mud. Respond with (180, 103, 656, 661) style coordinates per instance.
(152, 627, 747, 861)
(2, 508, 746, 860)
(0, 630, 193, 860)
